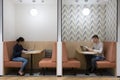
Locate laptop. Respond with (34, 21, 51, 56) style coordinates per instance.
(80, 46, 88, 51)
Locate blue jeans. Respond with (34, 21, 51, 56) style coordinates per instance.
(12, 57, 28, 72)
(91, 56, 105, 71)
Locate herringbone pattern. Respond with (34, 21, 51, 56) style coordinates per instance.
(105, 0, 117, 41)
(62, 0, 117, 41)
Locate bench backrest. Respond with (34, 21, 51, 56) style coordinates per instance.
(4, 41, 16, 61)
(103, 42, 116, 63)
(62, 42, 68, 62)
(51, 42, 57, 62)
(51, 42, 68, 62)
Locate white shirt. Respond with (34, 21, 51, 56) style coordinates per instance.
(93, 41, 104, 57)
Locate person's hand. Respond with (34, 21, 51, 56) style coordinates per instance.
(22, 50, 27, 53)
(86, 47, 93, 52)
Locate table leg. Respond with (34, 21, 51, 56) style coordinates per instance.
(84, 55, 94, 75)
(30, 54, 33, 75)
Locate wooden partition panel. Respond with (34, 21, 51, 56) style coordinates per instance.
(22, 41, 55, 69)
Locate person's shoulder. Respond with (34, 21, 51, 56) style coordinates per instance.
(99, 41, 103, 46)
(14, 43, 19, 47)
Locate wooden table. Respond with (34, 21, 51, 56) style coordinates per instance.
(76, 48, 97, 74)
(23, 49, 44, 75)
(76, 48, 97, 55)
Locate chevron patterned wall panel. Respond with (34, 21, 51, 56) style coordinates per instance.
(105, 0, 117, 41)
(62, 0, 117, 41)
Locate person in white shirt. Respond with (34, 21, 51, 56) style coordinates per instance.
(85, 35, 105, 75)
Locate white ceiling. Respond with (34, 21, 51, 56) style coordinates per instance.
(15, 0, 47, 4)
(15, 0, 45, 4)
(14, 0, 109, 4)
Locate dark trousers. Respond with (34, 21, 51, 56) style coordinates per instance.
(85, 55, 104, 72)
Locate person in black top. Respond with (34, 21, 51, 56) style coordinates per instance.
(12, 37, 28, 76)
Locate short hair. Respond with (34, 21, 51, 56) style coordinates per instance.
(16, 37, 24, 42)
(92, 35, 99, 39)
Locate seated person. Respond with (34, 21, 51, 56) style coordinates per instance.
(85, 34, 105, 74)
(12, 37, 28, 76)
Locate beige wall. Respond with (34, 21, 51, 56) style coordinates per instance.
(3, 0, 16, 41)
(15, 0, 57, 41)
(3, 0, 57, 41)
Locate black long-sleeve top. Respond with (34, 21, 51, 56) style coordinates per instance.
(12, 43, 27, 58)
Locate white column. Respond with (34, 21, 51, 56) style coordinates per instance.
(117, 0, 120, 77)
(117, 43, 120, 76)
(57, 42, 62, 76)
(0, 42, 3, 75)
(57, 0, 62, 76)
(0, 0, 3, 75)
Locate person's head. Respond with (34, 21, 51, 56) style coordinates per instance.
(16, 37, 24, 45)
(92, 35, 99, 43)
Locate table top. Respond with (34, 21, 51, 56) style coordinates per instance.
(23, 49, 44, 54)
(76, 48, 97, 55)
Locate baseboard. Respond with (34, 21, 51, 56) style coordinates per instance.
(57, 75, 62, 77)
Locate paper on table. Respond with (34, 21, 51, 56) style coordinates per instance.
(22, 50, 42, 54)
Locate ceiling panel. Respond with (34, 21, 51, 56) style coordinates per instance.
(15, 0, 55, 4)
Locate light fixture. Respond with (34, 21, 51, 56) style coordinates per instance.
(19, 0, 22, 3)
(41, 0, 44, 3)
(85, 0, 88, 2)
(30, 0, 38, 16)
(82, 8, 90, 16)
(75, 0, 79, 2)
(30, 9, 38, 16)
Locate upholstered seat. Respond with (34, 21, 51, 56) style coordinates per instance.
(39, 42, 57, 68)
(39, 42, 81, 69)
(62, 58, 80, 68)
(96, 42, 116, 69)
(4, 41, 22, 68)
(97, 60, 115, 68)
(39, 58, 56, 68)
(62, 42, 80, 68)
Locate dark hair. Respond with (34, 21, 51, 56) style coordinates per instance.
(92, 35, 99, 39)
(16, 37, 24, 42)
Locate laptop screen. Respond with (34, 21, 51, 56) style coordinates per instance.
(80, 46, 88, 51)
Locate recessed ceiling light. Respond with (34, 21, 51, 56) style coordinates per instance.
(85, 0, 88, 2)
(41, 0, 44, 3)
(75, 0, 79, 3)
(32, 0, 36, 3)
(30, 9, 38, 16)
(82, 8, 90, 16)
(19, 0, 22, 3)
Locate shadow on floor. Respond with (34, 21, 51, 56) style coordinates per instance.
(5, 68, 114, 77)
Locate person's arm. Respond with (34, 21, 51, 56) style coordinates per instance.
(85, 42, 103, 54)
(23, 48, 27, 51)
(93, 47, 103, 54)
(93, 43, 103, 54)
(21, 45, 27, 51)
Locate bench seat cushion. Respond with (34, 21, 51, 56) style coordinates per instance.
(97, 60, 115, 68)
(4, 61, 22, 68)
(39, 58, 56, 68)
(62, 59, 80, 68)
